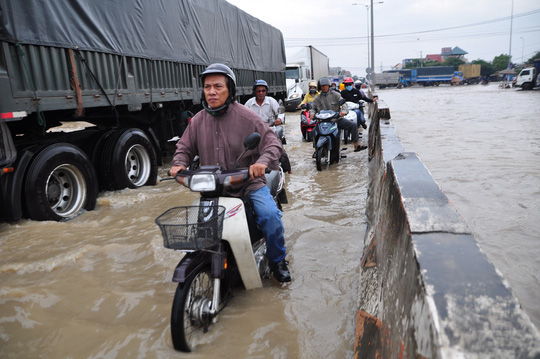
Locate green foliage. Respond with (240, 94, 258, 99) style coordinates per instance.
(441, 57, 465, 70)
(526, 51, 540, 64)
(471, 59, 494, 76)
(492, 54, 511, 71)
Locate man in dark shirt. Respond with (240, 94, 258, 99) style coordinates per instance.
(170, 64, 291, 282)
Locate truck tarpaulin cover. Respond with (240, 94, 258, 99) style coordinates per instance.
(0, 0, 285, 72)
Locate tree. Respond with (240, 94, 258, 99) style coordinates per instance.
(492, 54, 511, 71)
(471, 59, 495, 76)
(526, 51, 540, 64)
(441, 57, 465, 70)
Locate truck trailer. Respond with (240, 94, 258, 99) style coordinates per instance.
(284, 46, 329, 110)
(458, 64, 482, 84)
(371, 71, 401, 89)
(0, 0, 287, 222)
(400, 66, 463, 86)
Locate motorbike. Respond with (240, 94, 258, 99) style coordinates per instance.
(341, 101, 366, 144)
(269, 102, 287, 145)
(312, 110, 346, 171)
(155, 133, 287, 352)
(300, 102, 317, 142)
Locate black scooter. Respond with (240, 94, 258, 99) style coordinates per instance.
(312, 110, 346, 171)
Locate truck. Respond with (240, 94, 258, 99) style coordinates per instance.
(284, 46, 329, 111)
(371, 71, 401, 89)
(400, 66, 463, 86)
(0, 0, 287, 222)
(459, 64, 482, 84)
(515, 59, 540, 90)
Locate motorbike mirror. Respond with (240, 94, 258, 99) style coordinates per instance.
(236, 132, 261, 168)
(243, 132, 261, 150)
(278, 106, 285, 114)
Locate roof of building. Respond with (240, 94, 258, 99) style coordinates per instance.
(441, 46, 468, 56)
(426, 54, 442, 62)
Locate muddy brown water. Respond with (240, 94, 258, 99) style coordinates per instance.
(2, 83, 538, 358)
(0, 116, 368, 358)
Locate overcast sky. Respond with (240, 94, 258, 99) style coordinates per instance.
(226, 0, 540, 77)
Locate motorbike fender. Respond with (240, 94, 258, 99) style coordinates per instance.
(172, 251, 210, 283)
(208, 197, 263, 290)
(316, 136, 331, 151)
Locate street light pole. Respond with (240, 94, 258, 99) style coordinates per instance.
(352, 1, 382, 84)
(370, 0, 374, 78)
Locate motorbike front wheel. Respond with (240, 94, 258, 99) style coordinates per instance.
(316, 147, 328, 171)
(171, 266, 214, 352)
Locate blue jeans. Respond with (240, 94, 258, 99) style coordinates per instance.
(248, 186, 286, 263)
(352, 108, 366, 128)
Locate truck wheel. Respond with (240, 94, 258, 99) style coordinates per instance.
(100, 128, 157, 190)
(24, 143, 98, 221)
(522, 82, 532, 90)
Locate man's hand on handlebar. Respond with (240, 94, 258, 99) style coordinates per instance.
(170, 165, 186, 177)
(249, 162, 268, 180)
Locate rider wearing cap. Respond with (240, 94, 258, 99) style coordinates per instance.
(297, 81, 320, 108)
(170, 64, 291, 282)
(341, 77, 375, 130)
(245, 80, 281, 127)
(310, 77, 366, 152)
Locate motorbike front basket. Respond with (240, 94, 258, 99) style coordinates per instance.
(155, 205, 225, 250)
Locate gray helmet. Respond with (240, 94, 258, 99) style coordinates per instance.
(318, 77, 331, 91)
(200, 63, 237, 115)
(253, 79, 269, 93)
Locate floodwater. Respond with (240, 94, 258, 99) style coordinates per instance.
(0, 114, 369, 357)
(381, 83, 540, 330)
(2, 83, 538, 358)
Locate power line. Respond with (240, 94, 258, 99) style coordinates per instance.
(284, 9, 540, 42)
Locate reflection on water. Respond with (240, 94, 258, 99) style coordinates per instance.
(382, 84, 540, 330)
(0, 113, 368, 358)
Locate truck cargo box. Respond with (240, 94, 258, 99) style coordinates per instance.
(414, 66, 455, 76)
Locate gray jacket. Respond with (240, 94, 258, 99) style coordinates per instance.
(310, 91, 348, 122)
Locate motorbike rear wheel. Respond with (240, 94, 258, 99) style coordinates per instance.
(171, 266, 214, 352)
(316, 147, 328, 171)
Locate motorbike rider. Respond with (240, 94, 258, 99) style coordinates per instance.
(245, 79, 292, 174)
(170, 64, 291, 283)
(245, 79, 282, 127)
(340, 77, 376, 131)
(310, 77, 366, 152)
(330, 82, 340, 93)
(297, 81, 320, 108)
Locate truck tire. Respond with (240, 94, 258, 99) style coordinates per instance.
(99, 128, 158, 190)
(24, 143, 98, 221)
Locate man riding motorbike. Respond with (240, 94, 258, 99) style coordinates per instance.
(245, 79, 291, 174)
(170, 64, 291, 282)
(340, 77, 375, 131)
(310, 77, 366, 152)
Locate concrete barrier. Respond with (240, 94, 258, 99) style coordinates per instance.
(355, 103, 540, 358)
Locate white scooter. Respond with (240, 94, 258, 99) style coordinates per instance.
(342, 101, 366, 144)
(269, 101, 287, 145)
(155, 133, 286, 352)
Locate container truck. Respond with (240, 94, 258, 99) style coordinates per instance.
(400, 66, 463, 86)
(458, 64, 482, 84)
(0, 0, 287, 222)
(515, 59, 540, 90)
(372, 72, 401, 89)
(284, 46, 329, 111)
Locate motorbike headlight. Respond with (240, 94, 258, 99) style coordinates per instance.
(189, 174, 217, 192)
(316, 113, 333, 120)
